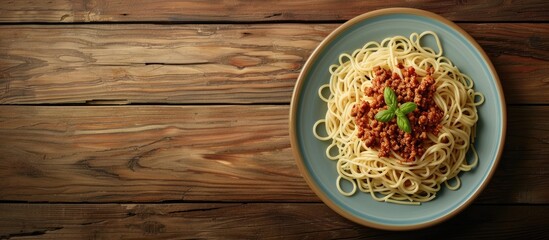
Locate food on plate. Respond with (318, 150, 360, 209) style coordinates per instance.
(313, 31, 484, 204)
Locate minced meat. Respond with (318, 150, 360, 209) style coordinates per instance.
(351, 65, 443, 162)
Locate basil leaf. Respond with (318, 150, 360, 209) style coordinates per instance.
(395, 108, 404, 118)
(397, 115, 412, 133)
(400, 102, 417, 115)
(375, 109, 395, 122)
(383, 87, 397, 108)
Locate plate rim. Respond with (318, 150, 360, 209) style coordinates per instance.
(289, 7, 507, 230)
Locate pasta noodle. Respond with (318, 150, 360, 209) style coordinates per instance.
(313, 31, 483, 205)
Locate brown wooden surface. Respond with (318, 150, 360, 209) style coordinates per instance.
(1, 0, 548, 239)
(0, 0, 548, 22)
(0, 204, 547, 239)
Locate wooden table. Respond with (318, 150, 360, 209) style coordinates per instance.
(0, 1, 547, 239)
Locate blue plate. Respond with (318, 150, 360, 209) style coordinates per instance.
(290, 8, 506, 230)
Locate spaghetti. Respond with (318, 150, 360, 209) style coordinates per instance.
(313, 31, 483, 204)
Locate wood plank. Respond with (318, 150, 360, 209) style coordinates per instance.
(0, 105, 547, 203)
(0, 105, 310, 202)
(0, 0, 547, 22)
(0, 24, 316, 104)
(1, 24, 547, 105)
(0, 203, 547, 239)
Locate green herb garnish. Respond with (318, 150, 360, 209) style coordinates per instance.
(374, 87, 417, 133)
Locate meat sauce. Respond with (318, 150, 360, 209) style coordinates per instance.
(351, 65, 443, 162)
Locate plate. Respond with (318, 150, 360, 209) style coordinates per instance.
(289, 8, 506, 230)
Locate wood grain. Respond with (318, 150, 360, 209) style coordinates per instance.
(0, 0, 548, 23)
(0, 203, 547, 239)
(1, 24, 547, 105)
(0, 105, 547, 203)
(0, 105, 308, 202)
(0, 24, 316, 104)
